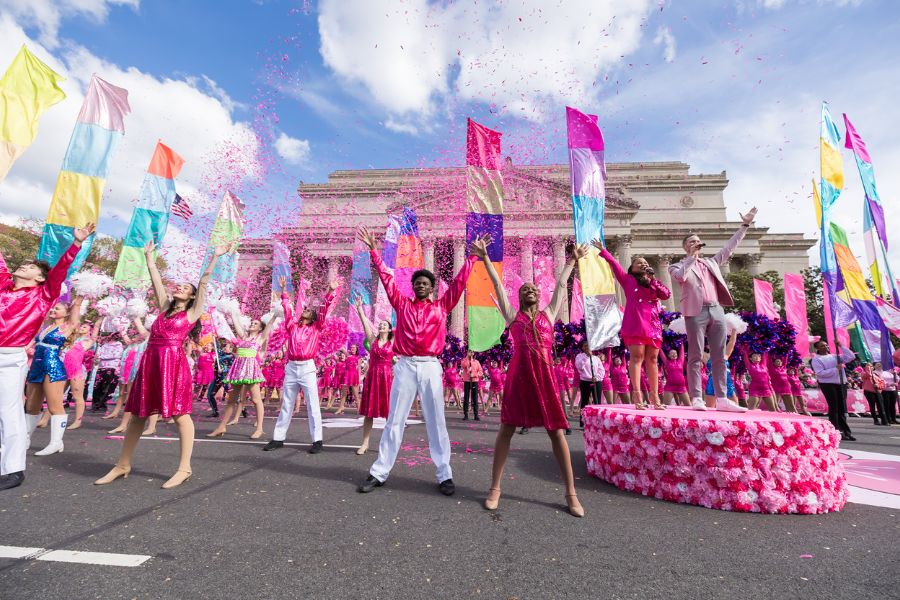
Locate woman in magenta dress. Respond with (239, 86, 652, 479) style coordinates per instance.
(609, 353, 630, 402)
(473, 238, 586, 517)
(485, 361, 505, 414)
(594, 241, 671, 409)
(353, 298, 393, 455)
(740, 347, 776, 411)
(336, 344, 361, 415)
(599, 349, 614, 404)
(193, 343, 215, 400)
(767, 353, 797, 413)
(661, 344, 689, 406)
(95, 241, 227, 489)
(443, 361, 462, 409)
(553, 357, 575, 414)
(326, 351, 346, 410)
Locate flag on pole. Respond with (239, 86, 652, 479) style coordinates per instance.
(38, 74, 130, 275)
(171, 193, 193, 220)
(783, 273, 811, 358)
(817, 103, 846, 352)
(373, 215, 401, 324)
(203, 191, 245, 286)
(394, 207, 425, 301)
(114, 141, 185, 288)
(753, 279, 778, 320)
(271, 240, 292, 294)
(0, 45, 66, 182)
(830, 221, 893, 367)
(566, 106, 621, 349)
(842, 113, 897, 303)
(348, 235, 372, 340)
(465, 119, 505, 351)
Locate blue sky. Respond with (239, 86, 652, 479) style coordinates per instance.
(0, 0, 898, 278)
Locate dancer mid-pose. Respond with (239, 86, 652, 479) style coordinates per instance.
(95, 241, 226, 489)
(106, 317, 152, 435)
(207, 304, 279, 439)
(352, 296, 394, 455)
(261, 275, 337, 453)
(767, 354, 797, 413)
(63, 318, 101, 430)
(661, 344, 689, 407)
(442, 361, 462, 409)
(24, 296, 85, 456)
(335, 344, 361, 415)
(474, 238, 586, 516)
(0, 222, 92, 491)
(356, 226, 483, 496)
(740, 347, 776, 411)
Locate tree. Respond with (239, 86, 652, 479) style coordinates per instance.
(802, 267, 825, 339)
(0, 222, 40, 269)
(725, 270, 784, 314)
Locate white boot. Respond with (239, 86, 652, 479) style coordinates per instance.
(25, 413, 41, 449)
(35, 415, 66, 456)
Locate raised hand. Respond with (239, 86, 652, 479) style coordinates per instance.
(74, 223, 96, 243)
(357, 227, 377, 250)
(144, 240, 156, 255)
(353, 294, 363, 308)
(469, 236, 489, 260)
(740, 206, 758, 226)
(572, 243, 589, 261)
(590, 238, 605, 252)
(329, 278, 341, 292)
(278, 275, 287, 291)
(213, 244, 231, 257)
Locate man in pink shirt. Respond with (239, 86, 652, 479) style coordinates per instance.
(669, 208, 756, 412)
(262, 276, 337, 454)
(356, 226, 485, 496)
(0, 223, 93, 491)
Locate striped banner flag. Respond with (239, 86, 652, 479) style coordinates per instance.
(38, 74, 130, 275)
(348, 235, 372, 342)
(0, 45, 66, 182)
(465, 118, 505, 351)
(373, 214, 401, 324)
(394, 207, 424, 300)
(114, 141, 185, 288)
(271, 240, 293, 294)
(171, 193, 193, 220)
(566, 106, 621, 349)
(203, 191, 246, 286)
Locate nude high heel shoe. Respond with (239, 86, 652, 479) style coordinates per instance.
(161, 470, 192, 489)
(94, 465, 131, 485)
(565, 494, 585, 518)
(484, 487, 501, 511)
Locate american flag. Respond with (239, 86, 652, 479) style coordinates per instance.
(171, 194, 193, 220)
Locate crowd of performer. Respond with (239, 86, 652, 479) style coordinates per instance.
(2, 206, 897, 517)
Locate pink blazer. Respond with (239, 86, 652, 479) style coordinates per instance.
(668, 226, 748, 318)
(599, 248, 670, 341)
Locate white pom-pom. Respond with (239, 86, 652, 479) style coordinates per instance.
(144, 313, 158, 329)
(217, 297, 240, 316)
(70, 271, 114, 299)
(261, 312, 274, 325)
(80, 299, 90, 316)
(668, 316, 686, 335)
(239, 315, 251, 330)
(725, 312, 748, 334)
(126, 297, 149, 320)
(96, 295, 127, 318)
(271, 303, 284, 318)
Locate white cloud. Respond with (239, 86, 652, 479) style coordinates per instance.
(0, 0, 139, 48)
(384, 117, 419, 135)
(317, 0, 653, 123)
(274, 132, 311, 165)
(653, 26, 676, 63)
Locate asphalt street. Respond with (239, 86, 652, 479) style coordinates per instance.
(1, 406, 898, 600)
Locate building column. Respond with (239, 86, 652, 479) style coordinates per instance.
(450, 238, 466, 340)
(551, 237, 569, 322)
(423, 238, 435, 274)
(520, 237, 534, 283)
(747, 253, 763, 276)
(656, 254, 675, 311)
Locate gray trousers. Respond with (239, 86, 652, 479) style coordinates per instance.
(685, 305, 727, 399)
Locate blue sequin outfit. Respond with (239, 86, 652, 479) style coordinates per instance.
(705, 358, 735, 397)
(27, 327, 68, 384)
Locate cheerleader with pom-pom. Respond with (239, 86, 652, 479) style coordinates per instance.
(63, 317, 101, 430)
(661, 344, 689, 407)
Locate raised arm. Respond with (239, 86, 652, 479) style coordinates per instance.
(469, 236, 514, 325)
(230, 306, 247, 339)
(359, 227, 404, 310)
(280, 277, 294, 325)
(592, 241, 628, 287)
(0, 247, 10, 289)
(67, 296, 84, 330)
(438, 234, 486, 314)
(144, 240, 171, 313)
(354, 296, 377, 346)
(546, 244, 586, 323)
(315, 280, 339, 330)
(260, 313, 279, 343)
(725, 330, 737, 357)
(713, 208, 756, 266)
(188, 244, 228, 322)
(44, 223, 95, 299)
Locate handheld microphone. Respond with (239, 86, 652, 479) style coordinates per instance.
(697, 242, 707, 248)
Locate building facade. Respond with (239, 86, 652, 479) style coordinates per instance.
(238, 161, 814, 338)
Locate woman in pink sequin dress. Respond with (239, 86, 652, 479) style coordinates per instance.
(473, 238, 586, 518)
(353, 298, 394, 454)
(95, 241, 228, 490)
(335, 344, 361, 415)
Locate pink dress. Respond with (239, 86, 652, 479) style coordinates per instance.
(553, 362, 573, 389)
(342, 355, 360, 386)
(599, 247, 671, 347)
(600, 351, 613, 392)
(443, 364, 461, 389)
(732, 364, 746, 401)
(610, 360, 630, 394)
(767, 355, 792, 395)
(788, 372, 803, 396)
(501, 311, 569, 430)
(488, 367, 504, 392)
(267, 358, 285, 388)
(741, 349, 773, 397)
(663, 347, 687, 393)
(125, 311, 193, 418)
(359, 339, 393, 418)
(194, 352, 215, 386)
(321, 363, 334, 388)
(64, 338, 89, 379)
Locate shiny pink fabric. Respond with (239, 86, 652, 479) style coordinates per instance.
(194, 352, 214, 385)
(610, 360, 630, 394)
(359, 339, 393, 419)
(599, 247, 670, 342)
(0, 243, 78, 347)
(741, 348, 773, 397)
(371, 249, 475, 357)
(342, 355, 360, 386)
(662, 347, 687, 393)
(767, 354, 792, 395)
(501, 311, 569, 430)
(693, 260, 719, 307)
(282, 291, 335, 361)
(125, 311, 193, 418)
(63, 339, 88, 379)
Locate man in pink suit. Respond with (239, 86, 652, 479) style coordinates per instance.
(668, 207, 757, 412)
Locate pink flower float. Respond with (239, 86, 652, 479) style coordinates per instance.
(583, 405, 848, 514)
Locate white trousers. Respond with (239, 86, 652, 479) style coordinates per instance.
(273, 360, 322, 443)
(0, 349, 28, 475)
(370, 356, 451, 483)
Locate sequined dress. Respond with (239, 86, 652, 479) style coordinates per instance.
(125, 311, 194, 418)
(27, 326, 68, 383)
(358, 339, 393, 419)
(225, 338, 265, 385)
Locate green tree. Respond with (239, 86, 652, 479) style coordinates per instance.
(724, 270, 784, 314)
(802, 267, 825, 339)
(0, 222, 40, 269)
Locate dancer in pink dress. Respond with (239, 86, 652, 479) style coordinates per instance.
(787, 366, 808, 415)
(95, 241, 228, 489)
(661, 345, 689, 406)
(732, 362, 747, 408)
(474, 238, 585, 517)
(63, 319, 100, 430)
(553, 357, 575, 413)
(767, 354, 797, 412)
(320, 357, 336, 407)
(595, 242, 670, 409)
(740, 347, 776, 411)
(353, 297, 394, 454)
(442, 361, 462, 409)
(599, 350, 614, 404)
(336, 344, 361, 415)
(327, 351, 346, 410)
(193, 344, 215, 400)
(609, 353, 630, 403)
(485, 361, 505, 414)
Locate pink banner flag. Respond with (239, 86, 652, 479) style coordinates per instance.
(837, 326, 851, 348)
(783, 273, 810, 357)
(822, 280, 837, 352)
(753, 279, 779, 320)
(570, 277, 585, 323)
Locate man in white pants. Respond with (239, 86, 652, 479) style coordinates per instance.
(262, 276, 337, 454)
(669, 208, 756, 412)
(355, 226, 484, 496)
(0, 223, 93, 491)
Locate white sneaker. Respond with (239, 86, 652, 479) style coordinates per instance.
(716, 398, 748, 413)
(690, 398, 707, 411)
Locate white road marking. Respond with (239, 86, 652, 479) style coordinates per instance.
(0, 545, 150, 567)
(106, 435, 362, 450)
(847, 486, 900, 510)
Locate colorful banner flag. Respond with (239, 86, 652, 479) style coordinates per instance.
(875, 297, 900, 337)
(566, 106, 621, 349)
(570, 277, 585, 324)
(114, 142, 185, 288)
(203, 191, 246, 286)
(843, 113, 897, 303)
(38, 74, 130, 275)
(753, 279, 778, 320)
(395, 206, 425, 301)
(817, 103, 846, 352)
(373, 215, 401, 325)
(0, 45, 66, 182)
(831, 222, 893, 367)
(271, 240, 293, 294)
(348, 236, 372, 341)
(465, 118, 505, 351)
(783, 273, 810, 357)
